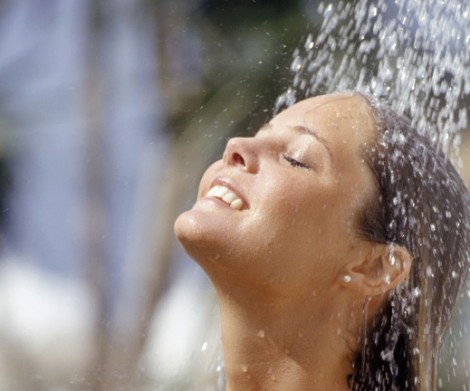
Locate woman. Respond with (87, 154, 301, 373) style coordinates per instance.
(174, 92, 470, 390)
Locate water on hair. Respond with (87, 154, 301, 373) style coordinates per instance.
(276, 0, 469, 161)
(274, 0, 470, 389)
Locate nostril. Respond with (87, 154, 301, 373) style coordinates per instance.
(224, 138, 255, 171)
(233, 152, 245, 166)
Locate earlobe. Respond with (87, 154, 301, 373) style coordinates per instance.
(339, 244, 412, 296)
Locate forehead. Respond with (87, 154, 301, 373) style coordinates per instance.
(272, 93, 377, 145)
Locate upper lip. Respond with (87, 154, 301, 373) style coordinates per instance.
(208, 176, 249, 209)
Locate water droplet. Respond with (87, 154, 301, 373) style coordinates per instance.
(451, 270, 459, 279)
(430, 224, 436, 232)
(342, 275, 352, 283)
(257, 330, 265, 338)
(201, 341, 208, 352)
(384, 274, 391, 284)
(241, 364, 248, 373)
(426, 266, 434, 277)
(380, 348, 394, 361)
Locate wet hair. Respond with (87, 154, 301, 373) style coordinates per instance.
(349, 96, 470, 390)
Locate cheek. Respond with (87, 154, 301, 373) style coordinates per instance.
(272, 180, 337, 227)
(253, 179, 335, 249)
(264, 180, 356, 257)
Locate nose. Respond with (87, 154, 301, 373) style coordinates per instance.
(223, 137, 259, 173)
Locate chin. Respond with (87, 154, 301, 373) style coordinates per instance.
(174, 208, 226, 264)
(174, 210, 200, 249)
(175, 208, 256, 290)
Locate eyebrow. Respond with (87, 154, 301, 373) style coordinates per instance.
(259, 123, 332, 157)
(289, 125, 331, 156)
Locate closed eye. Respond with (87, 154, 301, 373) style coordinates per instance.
(283, 155, 310, 169)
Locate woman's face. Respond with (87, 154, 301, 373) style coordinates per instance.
(175, 93, 378, 298)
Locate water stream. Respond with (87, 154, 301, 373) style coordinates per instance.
(276, 0, 470, 163)
(272, 0, 470, 389)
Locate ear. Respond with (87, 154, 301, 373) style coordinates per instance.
(339, 244, 412, 296)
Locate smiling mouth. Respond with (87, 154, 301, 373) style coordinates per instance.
(206, 185, 244, 210)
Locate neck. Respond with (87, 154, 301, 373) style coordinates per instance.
(213, 282, 357, 391)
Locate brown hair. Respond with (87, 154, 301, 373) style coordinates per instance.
(349, 96, 470, 390)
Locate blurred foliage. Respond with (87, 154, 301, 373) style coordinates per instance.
(159, 0, 322, 141)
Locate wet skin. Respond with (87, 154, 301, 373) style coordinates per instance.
(175, 92, 377, 298)
(174, 93, 410, 391)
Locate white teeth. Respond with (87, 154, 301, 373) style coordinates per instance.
(207, 185, 227, 198)
(222, 192, 237, 204)
(230, 199, 243, 210)
(207, 185, 244, 210)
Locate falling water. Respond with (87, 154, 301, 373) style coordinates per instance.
(276, 0, 470, 163)
(274, 0, 470, 389)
